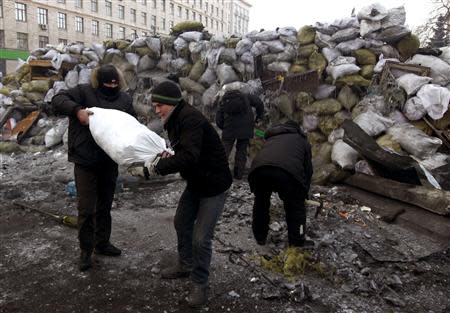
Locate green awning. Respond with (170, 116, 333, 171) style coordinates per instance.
(0, 49, 30, 60)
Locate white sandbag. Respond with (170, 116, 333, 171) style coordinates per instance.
(250, 41, 269, 57)
(170, 58, 189, 72)
(125, 53, 140, 66)
(416, 84, 450, 120)
(64, 69, 79, 89)
(335, 38, 367, 55)
(302, 115, 318, 132)
(206, 47, 224, 69)
(53, 81, 67, 94)
(314, 22, 339, 35)
(42, 49, 58, 60)
(44, 88, 55, 103)
(326, 63, 360, 80)
(314, 84, 336, 100)
(402, 97, 426, 121)
(254, 30, 279, 41)
(267, 61, 291, 73)
(357, 3, 388, 21)
(331, 56, 356, 65)
(387, 123, 442, 159)
(199, 68, 217, 87)
(82, 50, 100, 62)
(174, 37, 188, 52)
(92, 43, 105, 59)
(235, 38, 253, 55)
(146, 37, 161, 58)
(264, 40, 285, 53)
(328, 128, 345, 144)
(216, 63, 239, 86)
(331, 17, 359, 30)
(219, 48, 237, 64)
(354, 111, 394, 136)
(180, 31, 203, 42)
(439, 46, 450, 64)
(381, 6, 406, 29)
(189, 41, 205, 54)
(396, 73, 432, 96)
(52, 53, 77, 70)
(78, 68, 92, 85)
(240, 51, 255, 64)
(355, 160, 376, 176)
(233, 61, 246, 77)
(68, 44, 84, 55)
(88, 107, 169, 165)
(202, 84, 220, 107)
(210, 34, 226, 48)
(277, 27, 297, 37)
(45, 118, 69, 148)
(137, 55, 156, 72)
(315, 32, 335, 49)
(388, 110, 409, 125)
(419, 153, 449, 171)
(276, 45, 296, 62)
(360, 20, 381, 37)
(130, 38, 147, 48)
(322, 47, 342, 63)
(157, 53, 173, 72)
(406, 54, 450, 86)
(331, 28, 360, 43)
(331, 139, 359, 170)
(373, 56, 400, 73)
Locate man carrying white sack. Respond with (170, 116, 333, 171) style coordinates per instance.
(52, 64, 136, 272)
(129, 80, 232, 307)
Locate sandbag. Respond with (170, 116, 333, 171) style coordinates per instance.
(357, 3, 388, 21)
(382, 6, 406, 28)
(336, 38, 367, 55)
(360, 20, 381, 37)
(179, 31, 203, 42)
(297, 26, 316, 45)
(264, 40, 285, 53)
(216, 63, 239, 86)
(64, 70, 79, 89)
(402, 97, 426, 121)
(89, 107, 169, 165)
(337, 85, 359, 110)
(188, 60, 206, 81)
(125, 53, 140, 66)
(302, 114, 319, 131)
(326, 63, 360, 80)
(137, 55, 156, 72)
(235, 38, 253, 55)
(354, 111, 394, 136)
(315, 32, 335, 49)
(202, 84, 220, 108)
(45, 118, 69, 148)
(416, 84, 450, 120)
(396, 73, 432, 96)
(179, 77, 206, 94)
(331, 28, 360, 43)
(407, 54, 450, 86)
(304, 98, 342, 115)
(199, 68, 217, 87)
(328, 128, 345, 144)
(322, 47, 342, 63)
(267, 61, 291, 73)
(314, 85, 336, 100)
(78, 68, 92, 85)
(331, 139, 359, 170)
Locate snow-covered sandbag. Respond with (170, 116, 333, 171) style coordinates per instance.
(381, 6, 406, 29)
(354, 111, 394, 136)
(335, 38, 367, 54)
(202, 84, 220, 107)
(264, 40, 285, 53)
(216, 63, 239, 86)
(328, 128, 344, 144)
(387, 123, 442, 159)
(137, 55, 156, 72)
(235, 38, 253, 55)
(416, 84, 450, 120)
(331, 28, 360, 43)
(407, 54, 450, 85)
(403, 97, 426, 121)
(331, 139, 359, 170)
(419, 153, 449, 171)
(267, 61, 291, 73)
(322, 47, 342, 63)
(314, 84, 336, 100)
(302, 114, 319, 132)
(326, 63, 360, 80)
(278, 26, 297, 37)
(88, 107, 169, 165)
(396, 73, 432, 96)
(180, 31, 203, 42)
(125, 53, 140, 66)
(360, 20, 381, 37)
(64, 69, 79, 89)
(250, 41, 269, 57)
(199, 68, 217, 87)
(45, 118, 69, 148)
(254, 30, 279, 41)
(78, 68, 92, 85)
(357, 3, 388, 21)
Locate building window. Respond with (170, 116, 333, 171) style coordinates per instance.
(57, 12, 67, 29)
(199, 0, 202, 7)
(162, 18, 166, 30)
(142, 0, 147, 5)
(118, 5, 124, 19)
(75, 0, 83, 8)
(0, 0, 3, 18)
(58, 38, 68, 45)
(118, 26, 125, 39)
(199, 14, 202, 23)
(151, 15, 156, 26)
(131, 29, 137, 40)
(169, 20, 174, 29)
(152, 0, 156, 9)
(216, 7, 218, 16)
(185, 8, 188, 20)
(16, 32, 28, 50)
(170, 2, 174, 15)
(205, 1, 208, 11)
(0, 30, 5, 48)
(205, 16, 207, 27)
(37, 8, 48, 25)
(210, 4, 213, 14)
(15, 2, 27, 22)
(105, 0, 112, 16)
(91, 0, 98, 12)
(75, 16, 84, 32)
(91, 20, 99, 35)
(130, 8, 136, 22)
(105, 23, 112, 38)
(216, 20, 218, 30)
(161, 0, 166, 12)
(141, 12, 147, 25)
(193, 11, 196, 21)
(39, 36, 49, 48)
(177, 5, 181, 17)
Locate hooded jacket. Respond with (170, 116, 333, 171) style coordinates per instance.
(249, 121, 313, 192)
(155, 101, 232, 197)
(52, 67, 136, 166)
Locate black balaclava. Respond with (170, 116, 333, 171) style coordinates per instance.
(97, 65, 120, 97)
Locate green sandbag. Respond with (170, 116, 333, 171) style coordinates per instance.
(376, 134, 403, 154)
(274, 94, 294, 118)
(2, 73, 16, 85)
(226, 37, 241, 49)
(318, 115, 341, 136)
(189, 60, 206, 81)
(337, 85, 359, 111)
(14, 95, 32, 105)
(135, 46, 152, 57)
(353, 49, 376, 65)
(307, 131, 327, 145)
(103, 40, 115, 49)
(303, 98, 342, 115)
(312, 163, 339, 185)
(360, 65, 374, 79)
(178, 47, 191, 59)
(298, 44, 318, 59)
(312, 142, 332, 166)
(25, 92, 44, 103)
(290, 64, 308, 73)
(179, 77, 205, 94)
(15, 64, 30, 82)
(336, 74, 371, 87)
(396, 34, 420, 60)
(295, 91, 314, 111)
(351, 103, 367, 119)
(171, 21, 204, 35)
(0, 142, 23, 154)
(297, 26, 316, 45)
(308, 51, 327, 75)
(21, 80, 52, 93)
(0, 87, 10, 96)
(179, 63, 193, 77)
(115, 40, 130, 50)
(295, 58, 309, 66)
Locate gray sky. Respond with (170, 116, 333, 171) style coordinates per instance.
(247, 0, 434, 31)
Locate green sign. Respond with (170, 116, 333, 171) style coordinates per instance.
(0, 49, 30, 60)
(254, 128, 265, 138)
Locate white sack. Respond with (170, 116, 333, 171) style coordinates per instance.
(216, 63, 239, 86)
(354, 111, 394, 136)
(179, 31, 203, 42)
(357, 3, 388, 21)
(403, 97, 426, 121)
(78, 68, 92, 85)
(416, 84, 450, 120)
(396, 73, 432, 96)
(381, 6, 406, 29)
(88, 107, 169, 165)
(322, 47, 342, 63)
(235, 38, 253, 55)
(331, 139, 359, 170)
(267, 61, 291, 73)
(125, 53, 140, 66)
(302, 114, 319, 132)
(326, 63, 360, 80)
(407, 54, 450, 86)
(45, 118, 69, 148)
(64, 69, 79, 89)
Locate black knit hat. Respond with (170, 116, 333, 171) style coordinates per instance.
(97, 64, 119, 85)
(151, 81, 183, 106)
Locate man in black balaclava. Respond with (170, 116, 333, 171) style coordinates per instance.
(52, 64, 136, 272)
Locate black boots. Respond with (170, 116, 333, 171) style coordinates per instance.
(160, 263, 192, 279)
(95, 243, 122, 256)
(186, 283, 208, 308)
(79, 251, 92, 272)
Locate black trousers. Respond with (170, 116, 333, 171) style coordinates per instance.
(74, 162, 118, 252)
(222, 137, 249, 178)
(248, 166, 307, 246)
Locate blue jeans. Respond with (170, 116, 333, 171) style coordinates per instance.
(174, 188, 227, 286)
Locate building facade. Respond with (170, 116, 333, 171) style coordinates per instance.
(228, 0, 250, 36)
(0, 0, 251, 74)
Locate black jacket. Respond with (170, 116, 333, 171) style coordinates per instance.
(216, 91, 264, 139)
(249, 121, 313, 192)
(156, 101, 232, 197)
(52, 84, 135, 166)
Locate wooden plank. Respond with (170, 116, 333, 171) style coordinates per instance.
(9, 110, 41, 143)
(28, 59, 53, 68)
(345, 173, 450, 216)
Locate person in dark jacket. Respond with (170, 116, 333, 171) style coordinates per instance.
(52, 64, 136, 271)
(215, 90, 264, 180)
(248, 120, 313, 247)
(140, 81, 232, 307)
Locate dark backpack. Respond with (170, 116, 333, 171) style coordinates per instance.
(221, 90, 250, 115)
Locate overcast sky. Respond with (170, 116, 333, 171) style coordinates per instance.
(247, 0, 434, 32)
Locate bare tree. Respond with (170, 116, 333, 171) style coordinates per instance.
(415, 0, 450, 47)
